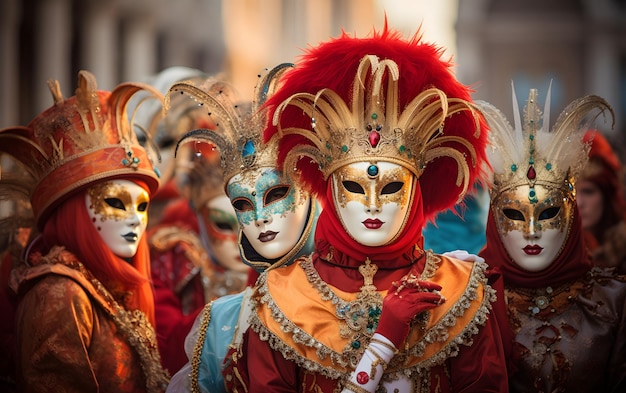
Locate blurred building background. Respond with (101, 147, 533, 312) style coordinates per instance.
(1, 0, 625, 145)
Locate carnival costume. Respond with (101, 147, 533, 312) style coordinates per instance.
(0, 71, 169, 392)
(222, 28, 508, 393)
(478, 85, 626, 392)
(164, 64, 320, 393)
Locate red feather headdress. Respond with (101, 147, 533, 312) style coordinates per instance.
(264, 26, 489, 221)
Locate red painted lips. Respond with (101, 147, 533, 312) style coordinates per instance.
(362, 218, 383, 229)
(258, 231, 278, 242)
(523, 244, 543, 255)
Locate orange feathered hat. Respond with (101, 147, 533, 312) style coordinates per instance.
(0, 71, 162, 229)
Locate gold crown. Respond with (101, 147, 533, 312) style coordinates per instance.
(273, 55, 481, 194)
(164, 64, 293, 187)
(0, 71, 162, 228)
(477, 84, 614, 202)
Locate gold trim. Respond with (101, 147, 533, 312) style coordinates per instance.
(191, 302, 214, 393)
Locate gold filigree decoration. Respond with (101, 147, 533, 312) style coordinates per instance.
(273, 55, 481, 199)
(166, 64, 294, 186)
(477, 83, 614, 204)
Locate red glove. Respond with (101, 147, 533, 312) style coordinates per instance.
(375, 275, 445, 348)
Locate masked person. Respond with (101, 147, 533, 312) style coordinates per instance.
(0, 71, 169, 392)
(222, 27, 509, 393)
(163, 64, 321, 392)
(478, 85, 626, 392)
(577, 130, 626, 273)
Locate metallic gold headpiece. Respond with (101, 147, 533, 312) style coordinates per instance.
(0, 70, 162, 229)
(477, 83, 614, 202)
(273, 55, 481, 196)
(165, 63, 294, 188)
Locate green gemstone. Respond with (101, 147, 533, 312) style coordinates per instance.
(341, 145, 348, 152)
(371, 113, 378, 120)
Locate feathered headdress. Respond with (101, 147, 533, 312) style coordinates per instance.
(263, 27, 488, 220)
(0, 70, 163, 229)
(165, 63, 294, 189)
(477, 83, 614, 202)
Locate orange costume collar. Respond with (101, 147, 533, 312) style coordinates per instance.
(250, 251, 495, 381)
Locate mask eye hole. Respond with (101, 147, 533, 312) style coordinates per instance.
(342, 181, 365, 194)
(381, 181, 404, 195)
(265, 186, 290, 205)
(232, 198, 253, 212)
(214, 221, 236, 231)
(137, 202, 148, 212)
(503, 208, 525, 221)
(539, 206, 560, 220)
(105, 198, 125, 210)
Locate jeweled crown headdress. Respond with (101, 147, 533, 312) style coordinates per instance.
(262, 29, 490, 218)
(274, 54, 480, 190)
(0, 70, 163, 229)
(165, 63, 294, 188)
(477, 83, 614, 202)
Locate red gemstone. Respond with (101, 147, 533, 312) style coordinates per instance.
(369, 131, 380, 147)
(527, 166, 536, 180)
(356, 371, 370, 384)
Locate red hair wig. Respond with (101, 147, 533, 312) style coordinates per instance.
(40, 181, 156, 324)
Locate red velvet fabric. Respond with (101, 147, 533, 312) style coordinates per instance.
(149, 199, 205, 375)
(480, 206, 592, 288)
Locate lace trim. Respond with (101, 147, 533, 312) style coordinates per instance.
(396, 256, 496, 379)
(39, 246, 170, 392)
(250, 252, 496, 381)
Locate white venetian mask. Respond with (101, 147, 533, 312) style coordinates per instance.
(197, 194, 246, 272)
(227, 167, 310, 260)
(331, 161, 414, 246)
(494, 183, 573, 271)
(86, 179, 150, 258)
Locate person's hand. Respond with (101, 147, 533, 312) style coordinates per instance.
(374, 275, 445, 348)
